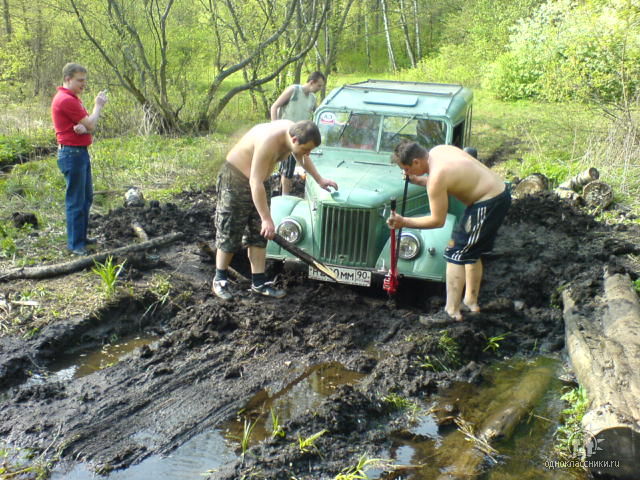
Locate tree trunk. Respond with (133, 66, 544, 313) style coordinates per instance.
(563, 271, 640, 480)
(363, 4, 371, 68)
(399, 0, 416, 68)
(380, 0, 397, 71)
(0, 233, 183, 282)
(436, 363, 554, 479)
(512, 173, 549, 198)
(412, 0, 420, 59)
(2, 0, 11, 41)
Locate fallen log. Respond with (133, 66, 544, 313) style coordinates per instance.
(557, 167, 600, 191)
(0, 232, 184, 282)
(196, 240, 250, 283)
(583, 180, 613, 209)
(512, 173, 549, 199)
(131, 221, 149, 242)
(563, 270, 640, 480)
(436, 362, 554, 479)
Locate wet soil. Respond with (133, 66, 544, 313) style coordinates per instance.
(1, 181, 639, 479)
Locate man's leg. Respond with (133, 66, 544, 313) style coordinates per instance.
(281, 175, 292, 195)
(58, 148, 88, 252)
(247, 245, 266, 274)
(247, 245, 285, 298)
(463, 259, 483, 313)
(445, 262, 465, 320)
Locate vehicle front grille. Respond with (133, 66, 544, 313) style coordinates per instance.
(319, 205, 373, 266)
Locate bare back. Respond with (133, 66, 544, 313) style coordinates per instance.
(428, 145, 505, 206)
(226, 120, 294, 181)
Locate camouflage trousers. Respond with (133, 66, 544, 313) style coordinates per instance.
(214, 162, 271, 252)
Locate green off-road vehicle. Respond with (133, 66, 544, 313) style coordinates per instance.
(267, 79, 474, 288)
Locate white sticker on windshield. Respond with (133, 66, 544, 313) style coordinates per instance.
(319, 112, 336, 125)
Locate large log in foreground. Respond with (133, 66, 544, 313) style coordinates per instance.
(0, 232, 184, 282)
(563, 271, 640, 479)
(436, 363, 554, 479)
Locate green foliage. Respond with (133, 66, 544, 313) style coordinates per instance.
(0, 135, 33, 165)
(382, 393, 414, 411)
(240, 418, 258, 457)
(334, 453, 390, 480)
(483, 333, 509, 353)
(633, 278, 640, 295)
(92, 257, 126, 298)
(297, 429, 327, 453)
(270, 409, 286, 439)
(487, 0, 640, 102)
(554, 385, 590, 458)
(438, 330, 461, 367)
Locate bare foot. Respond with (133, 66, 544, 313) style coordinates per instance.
(462, 302, 481, 314)
(445, 309, 464, 322)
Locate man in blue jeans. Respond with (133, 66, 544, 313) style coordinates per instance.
(51, 63, 107, 255)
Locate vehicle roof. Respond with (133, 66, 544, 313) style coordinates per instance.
(318, 79, 473, 122)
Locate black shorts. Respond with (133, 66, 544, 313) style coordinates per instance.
(279, 154, 296, 179)
(444, 185, 511, 265)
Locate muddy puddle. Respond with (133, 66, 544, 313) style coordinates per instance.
(29, 334, 160, 384)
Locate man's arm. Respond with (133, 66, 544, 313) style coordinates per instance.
(270, 86, 294, 121)
(387, 176, 449, 230)
(77, 91, 107, 133)
(249, 142, 278, 238)
(296, 153, 338, 191)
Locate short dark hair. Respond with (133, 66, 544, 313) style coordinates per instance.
(392, 140, 427, 166)
(307, 71, 326, 84)
(290, 120, 321, 146)
(62, 63, 87, 81)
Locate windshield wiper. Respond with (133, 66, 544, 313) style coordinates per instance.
(389, 115, 416, 141)
(336, 111, 354, 144)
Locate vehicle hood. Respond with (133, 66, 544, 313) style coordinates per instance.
(308, 148, 423, 208)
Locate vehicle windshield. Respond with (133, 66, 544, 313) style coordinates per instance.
(317, 111, 446, 152)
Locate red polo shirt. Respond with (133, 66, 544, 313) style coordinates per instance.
(51, 87, 92, 147)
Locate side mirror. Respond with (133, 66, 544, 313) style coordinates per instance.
(463, 147, 478, 159)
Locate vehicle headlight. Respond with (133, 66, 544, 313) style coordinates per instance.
(398, 233, 421, 260)
(276, 218, 303, 244)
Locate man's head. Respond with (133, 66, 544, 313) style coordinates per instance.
(307, 71, 326, 93)
(62, 63, 88, 95)
(290, 120, 321, 156)
(392, 141, 429, 175)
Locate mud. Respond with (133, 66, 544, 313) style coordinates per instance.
(1, 184, 639, 479)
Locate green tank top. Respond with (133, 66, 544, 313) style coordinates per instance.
(280, 85, 316, 122)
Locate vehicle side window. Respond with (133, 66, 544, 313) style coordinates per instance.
(416, 119, 446, 149)
(452, 121, 464, 148)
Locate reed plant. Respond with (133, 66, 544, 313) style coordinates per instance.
(91, 256, 125, 298)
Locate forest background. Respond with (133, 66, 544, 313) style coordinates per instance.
(0, 0, 639, 261)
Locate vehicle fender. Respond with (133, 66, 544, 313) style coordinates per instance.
(267, 196, 311, 257)
(374, 213, 458, 282)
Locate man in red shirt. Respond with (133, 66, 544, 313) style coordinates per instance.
(51, 63, 107, 255)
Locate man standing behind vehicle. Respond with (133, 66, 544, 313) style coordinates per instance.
(51, 63, 107, 256)
(270, 71, 325, 195)
(387, 142, 511, 321)
(213, 120, 337, 301)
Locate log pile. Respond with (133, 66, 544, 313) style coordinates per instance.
(512, 168, 613, 209)
(563, 270, 640, 480)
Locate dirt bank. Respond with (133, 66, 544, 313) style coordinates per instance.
(0, 186, 638, 479)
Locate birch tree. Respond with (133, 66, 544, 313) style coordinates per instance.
(380, 0, 396, 71)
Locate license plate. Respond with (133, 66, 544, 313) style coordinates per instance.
(308, 265, 372, 286)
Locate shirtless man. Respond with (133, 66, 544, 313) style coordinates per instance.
(387, 142, 511, 321)
(213, 119, 338, 301)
